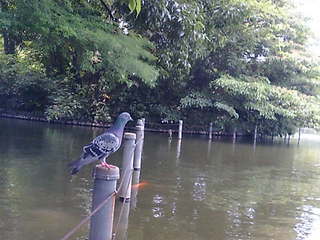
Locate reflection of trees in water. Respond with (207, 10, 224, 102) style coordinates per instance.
(138, 134, 320, 239)
(0, 165, 22, 240)
(2, 118, 320, 240)
(0, 119, 95, 240)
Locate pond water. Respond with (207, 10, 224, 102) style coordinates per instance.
(1, 118, 320, 240)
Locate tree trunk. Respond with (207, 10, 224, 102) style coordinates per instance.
(1, 1, 16, 54)
(3, 30, 16, 54)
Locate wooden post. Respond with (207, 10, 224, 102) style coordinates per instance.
(298, 128, 301, 145)
(178, 120, 183, 139)
(134, 121, 144, 170)
(89, 166, 119, 240)
(118, 133, 136, 201)
(209, 122, 213, 139)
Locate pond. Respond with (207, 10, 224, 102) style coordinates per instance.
(0, 118, 320, 240)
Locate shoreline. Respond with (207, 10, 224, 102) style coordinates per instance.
(0, 112, 235, 136)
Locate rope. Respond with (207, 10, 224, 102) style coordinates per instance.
(59, 129, 143, 240)
(59, 191, 116, 240)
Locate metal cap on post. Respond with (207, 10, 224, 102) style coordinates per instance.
(89, 165, 119, 240)
(119, 133, 136, 201)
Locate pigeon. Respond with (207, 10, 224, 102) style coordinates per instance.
(68, 112, 133, 175)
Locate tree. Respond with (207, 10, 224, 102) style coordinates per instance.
(1, 0, 159, 120)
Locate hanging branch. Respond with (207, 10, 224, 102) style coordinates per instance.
(99, 0, 117, 22)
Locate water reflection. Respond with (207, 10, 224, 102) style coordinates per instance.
(176, 139, 181, 160)
(1, 119, 320, 240)
(131, 170, 141, 209)
(114, 201, 131, 240)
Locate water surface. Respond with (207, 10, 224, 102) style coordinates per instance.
(0, 118, 320, 240)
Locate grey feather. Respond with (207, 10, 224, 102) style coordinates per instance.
(68, 112, 133, 175)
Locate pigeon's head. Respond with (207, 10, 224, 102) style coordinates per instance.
(118, 112, 133, 123)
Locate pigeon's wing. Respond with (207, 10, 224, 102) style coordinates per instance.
(68, 133, 120, 175)
(94, 132, 120, 152)
(83, 132, 120, 158)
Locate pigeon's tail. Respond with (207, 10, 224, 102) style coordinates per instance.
(67, 154, 99, 175)
(68, 159, 82, 175)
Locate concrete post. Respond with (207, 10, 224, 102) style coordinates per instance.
(137, 119, 145, 139)
(118, 133, 136, 201)
(178, 120, 183, 139)
(254, 125, 258, 143)
(209, 122, 213, 139)
(134, 125, 144, 170)
(89, 165, 119, 240)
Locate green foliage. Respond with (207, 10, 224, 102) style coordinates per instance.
(0, 52, 51, 111)
(0, 0, 159, 121)
(0, 0, 319, 135)
(180, 92, 213, 109)
(128, 0, 141, 16)
(211, 74, 320, 129)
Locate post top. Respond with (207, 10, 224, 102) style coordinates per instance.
(124, 132, 136, 139)
(179, 120, 183, 124)
(137, 119, 144, 126)
(93, 165, 120, 180)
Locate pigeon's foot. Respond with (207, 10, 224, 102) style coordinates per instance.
(101, 162, 116, 169)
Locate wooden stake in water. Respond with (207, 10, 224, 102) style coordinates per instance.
(178, 120, 183, 139)
(89, 165, 119, 240)
(118, 133, 136, 201)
